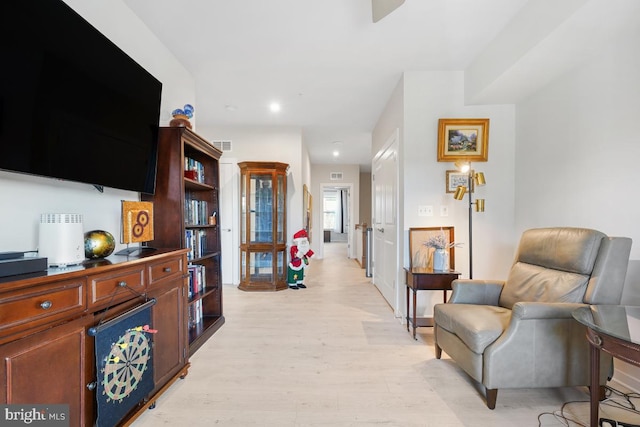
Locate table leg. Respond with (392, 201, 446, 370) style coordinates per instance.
(406, 285, 410, 333)
(412, 288, 417, 340)
(590, 342, 599, 427)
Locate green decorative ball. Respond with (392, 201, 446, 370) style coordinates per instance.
(84, 230, 116, 259)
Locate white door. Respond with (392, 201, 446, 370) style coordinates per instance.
(372, 130, 398, 309)
(220, 160, 238, 285)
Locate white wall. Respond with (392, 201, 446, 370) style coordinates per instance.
(402, 71, 516, 280)
(196, 125, 305, 248)
(0, 0, 194, 254)
(515, 34, 640, 389)
(373, 70, 517, 318)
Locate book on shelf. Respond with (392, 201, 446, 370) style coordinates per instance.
(187, 263, 206, 298)
(184, 157, 205, 184)
(185, 229, 207, 260)
(184, 192, 209, 225)
(188, 299, 203, 329)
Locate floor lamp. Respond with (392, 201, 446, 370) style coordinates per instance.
(452, 162, 485, 279)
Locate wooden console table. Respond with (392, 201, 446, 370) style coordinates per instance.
(404, 267, 460, 339)
(572, 305, 640, 427)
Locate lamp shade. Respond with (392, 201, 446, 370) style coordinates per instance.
(474, 172, 486, 186)
(453, 186, 467, 200)
(475, 199, 485, 212)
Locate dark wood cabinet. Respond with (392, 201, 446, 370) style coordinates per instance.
(147, 267, 187, 389)
(143, 127, 224, 354)
(0, 316, 91, 426)
(0, 249, 189, 427)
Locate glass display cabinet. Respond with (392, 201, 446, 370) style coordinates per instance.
(238, 161, 289, 291)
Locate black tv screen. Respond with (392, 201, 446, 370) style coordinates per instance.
(0, 0, 162, 194)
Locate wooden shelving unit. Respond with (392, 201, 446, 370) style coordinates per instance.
(143, 127, 224, 354)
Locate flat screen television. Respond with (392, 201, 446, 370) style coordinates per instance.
(0, 0, 162, 194)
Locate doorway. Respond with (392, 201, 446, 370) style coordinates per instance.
(319, 183, 354, 260)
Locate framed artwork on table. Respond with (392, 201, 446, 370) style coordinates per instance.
(445, 170, 474, 193)
(409, 227, 455, 270)
(437, 118, 489, 162)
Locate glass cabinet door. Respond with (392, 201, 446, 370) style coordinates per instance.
(276, 174, 285, 244)
(241, 172, 247, 244)
(250, 173, 273, 243)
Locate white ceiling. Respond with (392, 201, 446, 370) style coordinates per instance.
(120, 0, 550, 170)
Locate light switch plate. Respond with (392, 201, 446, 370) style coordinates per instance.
(418, 205, 433, 217)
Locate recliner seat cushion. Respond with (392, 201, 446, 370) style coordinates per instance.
(499, 262, 589, 309)
(434, 304, 511, 354)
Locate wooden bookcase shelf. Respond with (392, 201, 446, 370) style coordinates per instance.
(143, 127, 225, 355)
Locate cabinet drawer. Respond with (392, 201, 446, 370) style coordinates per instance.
(0, 279, 86, 336)
(148, 255, 184, 285)
(88, 267, 145, 309)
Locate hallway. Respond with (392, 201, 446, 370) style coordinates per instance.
(131, 242, 603, 426)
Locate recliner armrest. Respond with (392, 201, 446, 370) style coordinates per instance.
(449, 279, 504, 305)
(511, 302, 587, 320)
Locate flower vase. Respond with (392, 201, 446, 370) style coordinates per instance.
(432, 248, 447, 271)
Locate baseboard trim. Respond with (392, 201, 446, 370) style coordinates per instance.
(611, 359, 640, 393)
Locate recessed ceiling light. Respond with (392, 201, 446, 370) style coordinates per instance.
(269, 102, 281, 113)
(333, 151, 340, 157)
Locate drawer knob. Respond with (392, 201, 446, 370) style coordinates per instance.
(118, 281, 127, 288)
(163, 267, 172, 273)
(40, 300, 52, 310)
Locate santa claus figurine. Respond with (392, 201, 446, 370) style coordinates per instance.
(288, 229, 314, 289)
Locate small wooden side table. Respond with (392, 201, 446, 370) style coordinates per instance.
(405, 267, 460, 339)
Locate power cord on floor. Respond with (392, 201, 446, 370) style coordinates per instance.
(537, 400, 589, 427)
(537, 385, 640, 426)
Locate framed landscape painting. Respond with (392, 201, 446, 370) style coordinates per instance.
(437, 118, 489, 162)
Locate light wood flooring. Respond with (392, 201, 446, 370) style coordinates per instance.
(132, 242, 638, 426)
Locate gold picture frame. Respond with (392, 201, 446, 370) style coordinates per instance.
(303, 184, 312, 243)
(437, 118, 489, 162)
(445, 170, 474, 193)
(409, 227, 455, 270)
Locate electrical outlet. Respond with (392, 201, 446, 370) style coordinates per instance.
(418, 205, 434, 217)
(440, 206, 449, 217)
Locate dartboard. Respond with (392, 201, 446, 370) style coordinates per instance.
(101, 329, 151, 402)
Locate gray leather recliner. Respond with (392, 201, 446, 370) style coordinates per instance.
(433, 227, 632, 409)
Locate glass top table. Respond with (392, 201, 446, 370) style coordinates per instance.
(572, 305, 640, 346)
(572, 305, 640, 426)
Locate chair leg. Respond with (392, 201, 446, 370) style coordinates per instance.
(486, 388, 497, 409)
(435, 343, 442, 359)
